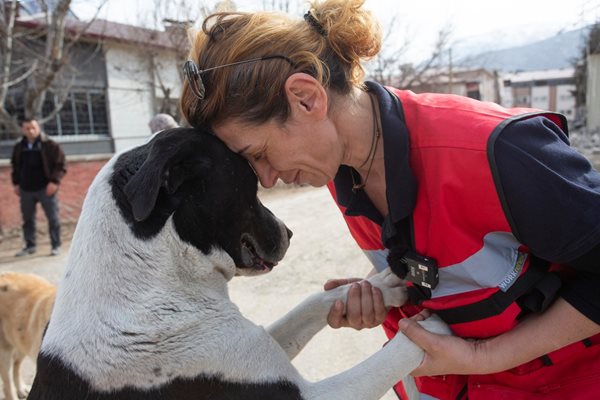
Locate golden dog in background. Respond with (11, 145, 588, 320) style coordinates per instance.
(0, 272, 55, 400)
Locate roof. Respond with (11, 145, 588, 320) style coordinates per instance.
(414, 67, 497, 85)
(502, 68, 575, 83)
(16, 17, 187, 51)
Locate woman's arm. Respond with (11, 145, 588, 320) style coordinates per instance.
(400, 297, 600, 376)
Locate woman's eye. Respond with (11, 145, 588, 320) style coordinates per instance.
(253, 152, 264, 161)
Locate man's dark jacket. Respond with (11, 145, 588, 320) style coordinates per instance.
(11, 133, 67, 186)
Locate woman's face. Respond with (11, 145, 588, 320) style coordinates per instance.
(214, 114, 343, 188)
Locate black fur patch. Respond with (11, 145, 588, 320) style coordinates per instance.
(28, 353, 304, 400)
(109, 128, 284, 267)
(29, 128, 297, 399)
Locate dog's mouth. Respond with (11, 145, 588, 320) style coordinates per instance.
(240, 235, 278, 273)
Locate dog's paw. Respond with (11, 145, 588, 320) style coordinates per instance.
(367, 268, 408, 307)
(417, 314, 453, 336)
(17, 384, 31, 399)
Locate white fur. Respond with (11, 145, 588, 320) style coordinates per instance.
(40, 156, 452, 400)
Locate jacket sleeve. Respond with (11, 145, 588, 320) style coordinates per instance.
(494, 116, 600, 263)
(561, 243, 600, 324)
(10, 142, 20, 186)
(48, 141, 67, 183)
(493, 116, 600, 324)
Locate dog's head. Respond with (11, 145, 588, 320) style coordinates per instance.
(110, 127, 291, 276)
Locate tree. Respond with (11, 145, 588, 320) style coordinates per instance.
(572, 21, 600, 126)
(0, 0, 106, 139)
(131, 0, 237, 119)
(368, 18, 453, 90)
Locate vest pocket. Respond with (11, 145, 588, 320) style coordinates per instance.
(467, 342, 600, 400)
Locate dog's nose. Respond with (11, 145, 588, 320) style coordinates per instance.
(286, 228, 293, 240)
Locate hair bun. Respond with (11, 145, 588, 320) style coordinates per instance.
(309, 0, 381, 84)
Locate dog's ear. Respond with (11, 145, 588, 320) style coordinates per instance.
(123, 132, 207, 222)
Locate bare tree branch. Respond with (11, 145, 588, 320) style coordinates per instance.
(397, 25, 453, 90)
(0, 0, 18, 106)
(367, 13, 453, 91)
(37, 74, 76, 125)
(0, 0, 21, 135)
(63, 0, 109, 53)
(2, 60, 38, 88)
(24, 0, 73, 116)
(1, 0, 109, 138)
(135, 0, 235, 120)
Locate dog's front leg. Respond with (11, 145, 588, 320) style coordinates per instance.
(267, 286, 347, 360)
(0, 345, 18, 400)
(267, 268, 407, 360)
(13, 354, 29, 399)
(300, 315, 451, 400)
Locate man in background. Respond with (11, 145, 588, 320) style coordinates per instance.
(11, 118, 66, 257)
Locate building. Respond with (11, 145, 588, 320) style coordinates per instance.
(500, 68, 576, 125)
(1, 15, 186, 157)
(0, 14, 187, 246)
(587, 53, 600, 133)
(407, 68, 500, 103)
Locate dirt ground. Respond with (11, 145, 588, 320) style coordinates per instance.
(0, 185, 399, 399)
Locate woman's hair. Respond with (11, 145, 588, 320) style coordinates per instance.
(181, 0, 381, 128)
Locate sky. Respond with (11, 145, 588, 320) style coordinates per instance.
(71, 0, 599, 61)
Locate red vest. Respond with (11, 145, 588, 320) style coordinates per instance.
(328, 89, 600, 399)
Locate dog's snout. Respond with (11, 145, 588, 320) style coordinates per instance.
(286, 228, 293, 240)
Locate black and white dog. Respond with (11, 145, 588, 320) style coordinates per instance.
(28, 128, 449, 400)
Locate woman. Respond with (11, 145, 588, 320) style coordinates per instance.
(180, 1, 600, 398)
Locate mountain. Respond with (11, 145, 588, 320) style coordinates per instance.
(456, 25, 592, 72)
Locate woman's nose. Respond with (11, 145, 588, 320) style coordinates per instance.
(251, 161, 279, 188)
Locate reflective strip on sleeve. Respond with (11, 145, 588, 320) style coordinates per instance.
(363, 248, 390, 272)
(431, 231, 525, 299)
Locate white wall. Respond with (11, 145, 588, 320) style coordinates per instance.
(105, 44, 155, 153)
(556, 84, 576, 122)
(154, 50, 182, 100)
(531, 86, 550, 110)
(480, 75, 496, 102)
(500, 86, 514, 108)
(105, 44, 182, 153)
(588, 54, 600, 132)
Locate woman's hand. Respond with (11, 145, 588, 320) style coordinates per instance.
(324, 278, 388, 330)
(400, 298, 600, 376)
(399, 312, 485, 376)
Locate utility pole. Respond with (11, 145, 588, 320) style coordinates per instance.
(448, 48, 453, 94)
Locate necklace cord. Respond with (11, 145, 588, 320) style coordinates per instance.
(352, 93, 381, 192)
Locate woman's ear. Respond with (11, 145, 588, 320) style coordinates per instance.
(284, 73, 328, 120)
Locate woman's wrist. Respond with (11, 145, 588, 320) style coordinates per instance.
(469, 337, 512, 374)
(466, 298, 600, 375)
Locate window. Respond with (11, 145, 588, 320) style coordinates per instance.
(42, 90, 110, 136)
(466, 82, 481, 101)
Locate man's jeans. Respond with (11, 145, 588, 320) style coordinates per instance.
(20, 189, 61, 249)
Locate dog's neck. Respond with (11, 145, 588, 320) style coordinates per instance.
(43, 217, 249, 389)
(56, 212, 238, 319)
